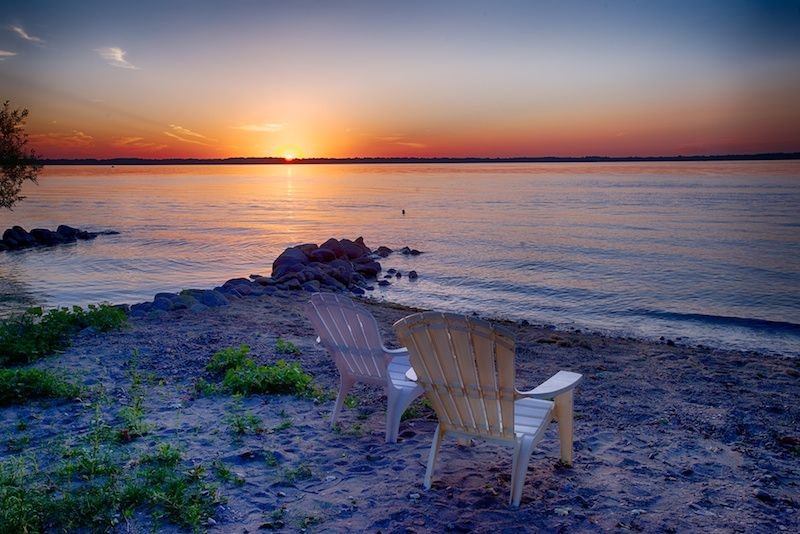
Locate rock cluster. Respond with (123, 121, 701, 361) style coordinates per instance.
(0, 225, 119, 251)
(256, 237, 389, 296)
(129, 289, 231, 317)
(128, 237, 422, 316)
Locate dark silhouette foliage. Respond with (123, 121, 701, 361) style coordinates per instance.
(0, 101, 41, 209)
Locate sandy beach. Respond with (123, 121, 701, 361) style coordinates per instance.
(1, 287, 797, 533)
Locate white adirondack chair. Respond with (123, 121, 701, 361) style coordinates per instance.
(304, 293, 424, 443)
(393, 311, 583, 507)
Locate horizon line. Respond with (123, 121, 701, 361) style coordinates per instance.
(37, 152, 800, 165)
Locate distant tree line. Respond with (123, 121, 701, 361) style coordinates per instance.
(41, 153, 800, 166)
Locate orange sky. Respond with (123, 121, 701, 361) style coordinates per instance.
(2, 1, 799, 159)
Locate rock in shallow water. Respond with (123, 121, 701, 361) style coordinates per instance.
(1, 224, 117, 251)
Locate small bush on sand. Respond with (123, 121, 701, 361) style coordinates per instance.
(207, 344, 251, 374)
(0, 304, 126, 366)
(0, 367, 81, 406)
(202, 344, 313, 397)
(222, 359, 312, 396)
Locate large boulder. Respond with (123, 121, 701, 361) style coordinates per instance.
(197, 289, 229, 307)
(354, 260, 381, 278)
(375, 245, 393, 257)
(320, 238, 346, 258)
(3, 226, 36, 248)
(271, 246, 310, 279)
(354, 236, 372, 254)
(56, 225, 80, 241)
(340, 238, 366, 260)
(308, 247, 336, 263)
(325, 258, 355, 284)
(31, 228, 64, 245)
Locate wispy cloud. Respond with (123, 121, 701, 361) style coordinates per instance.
(31, 130, 94, 147)
(95, 47, 139, 69)
(163, 124, 212, 145)
(232, 123, 284, 133)
(0, 50, 16, 61)
(9, 25, 43, 44)
(112, 136, 167, 150)
(168, 124, 209, 140)
(376, 135, 426, 149)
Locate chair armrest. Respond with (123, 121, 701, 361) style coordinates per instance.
(518, 371, 583, 399)
(383, 347, 409, 355)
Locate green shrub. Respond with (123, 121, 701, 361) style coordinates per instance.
(222, 359, 312, 395)
(0, 304, 127, 366)
(207, 344, 251, 374)
(0, 368, 81, 406)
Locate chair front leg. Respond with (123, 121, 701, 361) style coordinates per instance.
(424, 424, 445, 490)
(331, 374, 355, 427)
(385, 384, 424, 443)
(553, 389, 575, 465)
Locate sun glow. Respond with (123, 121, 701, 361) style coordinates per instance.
(276, 144, 304, 162)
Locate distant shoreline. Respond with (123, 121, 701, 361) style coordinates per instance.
(40, 152, 800, 165)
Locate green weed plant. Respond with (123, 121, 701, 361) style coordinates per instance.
(0, 441, 222, 533)
(0, 304, 126, 366)
(274, 337, 301, 355)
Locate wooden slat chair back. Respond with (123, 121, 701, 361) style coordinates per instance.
(399, 312, 518, 440)
(394, 311, 583, 507)
(304, 293, 423, 443)
(305, 292, 387, 385)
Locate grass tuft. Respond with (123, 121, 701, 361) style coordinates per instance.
(0, 367, 81, 406)
(0, 304, 126, 366)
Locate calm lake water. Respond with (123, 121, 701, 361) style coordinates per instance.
(1, 162, 798, 356)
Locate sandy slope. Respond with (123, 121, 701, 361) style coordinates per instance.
(3, 289, 798, 532)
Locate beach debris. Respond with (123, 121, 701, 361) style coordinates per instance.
(753, 488, 775, 503)
(554, 506, 571, 516)
(0, 224, 119, 251)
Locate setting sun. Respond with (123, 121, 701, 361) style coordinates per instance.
(277, 144, 303, 162)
